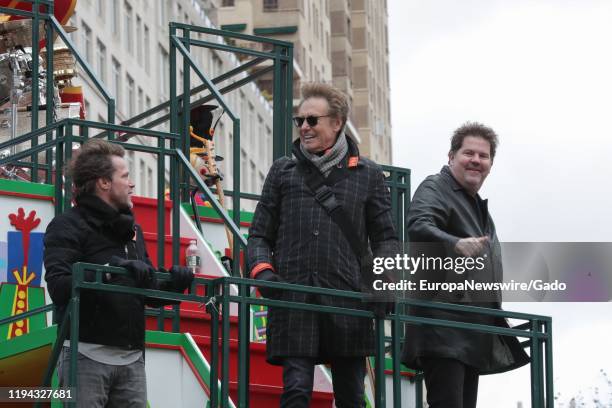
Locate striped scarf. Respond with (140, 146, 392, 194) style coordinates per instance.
(300, 133, 348, 177)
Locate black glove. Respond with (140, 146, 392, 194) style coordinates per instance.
(255, 269, 283, 299)
(109, 256, 156, 289)
(168, 265, 194, 292)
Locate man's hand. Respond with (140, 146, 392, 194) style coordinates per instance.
(109, 256, 156, 288)
(168, 265, 194, 292)
(454, 236, 489, 257)
(255, 269, 283, 299)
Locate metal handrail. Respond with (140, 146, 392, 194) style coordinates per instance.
(44, 262, 553, 408)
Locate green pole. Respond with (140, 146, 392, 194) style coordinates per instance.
(237, 283, 250, 406)
(374, 317, 386, 407)
(30, 0, 41, 182)
(530, 319, 543, 407)
(544, 319, 554, 407)
(209, 283, 219, 408)
(391, 313, 402, 407)
(272, 45, 283, 160)
(220, 282, 231, 407)
(232, 119, 241, 276)
(45, 1, 55, 184)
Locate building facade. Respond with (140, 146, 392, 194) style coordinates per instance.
(69, 0, 275, 209)
(216, 0, 392, 164)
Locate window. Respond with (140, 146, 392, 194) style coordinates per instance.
(256, 115, 264, 159)
(68, 12, 77, 44)
(247, 103, 254, 139)
(259, 171, 265, 192)
(96, 40, 106, 83)
(127, 151, 135, 180)
(124, 2, 133, 54)
(263, 0, 278, 11)
(222, 0, 235, 6)
(211, 53, 222, 78)
(80, 22, 92, 63)
(137, 87, 144, 113)
(110, 0, 119, 36)
(96, 0, 104, 19)
(111, 57, 121, 110)
(240, 149, 247, 191)
(126, 74, 135, 117)
(145, 96, 151, 110)
(147, 167, 153, 197)
(159, 1, 167, 27)
(227, 132, 233, 172)
(158, 45, 169, 96)
(144, 25, 150, 74)
(250, 161, 256, 194)
(139, 159, 146, 196)
(136, 15, 142, 61)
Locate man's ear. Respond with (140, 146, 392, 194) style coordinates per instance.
(332, 117, 343, 134)
(97, 177, 111, 192)
(448, 151, 455, 166)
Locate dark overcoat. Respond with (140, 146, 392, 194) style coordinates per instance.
(247, 137, 399, 365)
(400, 166, 529, 374)
(44, 194, 176, 350)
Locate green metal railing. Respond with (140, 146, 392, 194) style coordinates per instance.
(29, 262, 553, 407)
(165, 22, 293, 274)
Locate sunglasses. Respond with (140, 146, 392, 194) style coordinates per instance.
(292, 115, 330, 128)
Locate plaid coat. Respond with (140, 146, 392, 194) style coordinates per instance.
(248, 137, 399, 364)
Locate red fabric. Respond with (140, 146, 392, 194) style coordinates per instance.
(59, 87, 85, 119)
(251, 262, 275, 278)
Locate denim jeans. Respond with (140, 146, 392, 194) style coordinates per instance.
(58, 348, 147, 407)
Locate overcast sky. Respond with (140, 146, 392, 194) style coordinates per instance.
(388, 1, 612, 406)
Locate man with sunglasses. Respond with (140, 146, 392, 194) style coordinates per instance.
(247, 82, 399, 407)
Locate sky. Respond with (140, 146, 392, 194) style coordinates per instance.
(388, 1, 612, 406)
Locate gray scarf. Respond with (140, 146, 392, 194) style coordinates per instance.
(299, 133, 348, 177)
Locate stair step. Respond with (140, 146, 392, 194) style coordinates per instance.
(131, 196, 171, 235)
(142, 232, 191, 268)
(190, 334, 333, 407)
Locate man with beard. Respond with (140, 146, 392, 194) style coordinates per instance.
(44, 139, 193, 407)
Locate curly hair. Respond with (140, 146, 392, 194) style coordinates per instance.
(67, 139, 125, 198)
(299, 82, 349, 127)
(450, 122, 499, 159)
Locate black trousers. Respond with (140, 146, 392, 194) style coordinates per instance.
(420, 357, 479, 408)
(280, 356, 366, 408)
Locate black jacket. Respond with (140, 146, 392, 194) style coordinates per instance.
(44, 194, 170, 350)
(401, 166, 529, 374)
(247, 137, 399, 364)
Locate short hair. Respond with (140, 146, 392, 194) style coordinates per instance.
(67, 139, 125, 198)
(299, 82, 349, 127)
(450, 122, 499, 159)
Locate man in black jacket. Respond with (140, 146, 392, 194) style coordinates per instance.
(401, 122, 529, 408)
(248, 83, 398, 408)
(44, 139, 193, 407)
